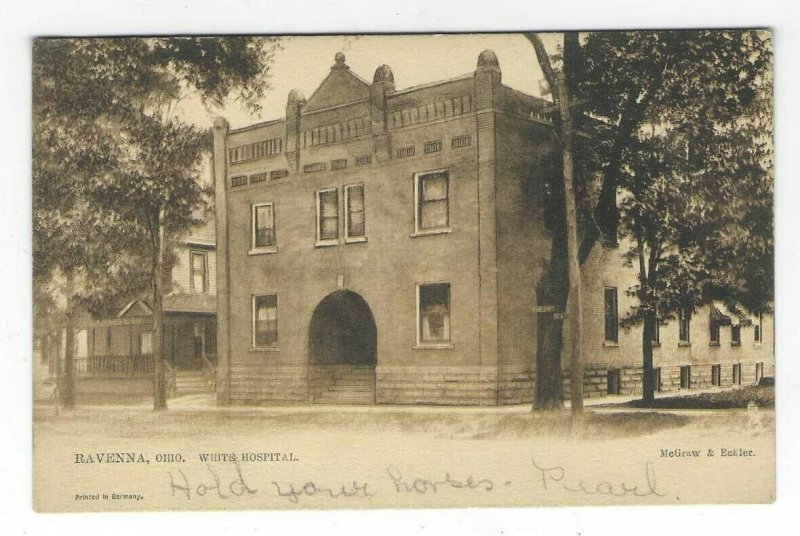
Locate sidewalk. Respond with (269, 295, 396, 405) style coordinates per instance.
(34, 384, 756, 417)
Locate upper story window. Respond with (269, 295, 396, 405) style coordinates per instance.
(252, 294, 278, 349)
(731, 324, 741, 346)
(417, 282, 451, 347)
(190, 251, 208, 294)
(414, 170, 450, 236)
(344, 183, 366, 242)
(316, 188, 339, 246)
(679, 308, 692, 345)
(251, 203, 277, 254)
(604, 287, 619, 343)
(710, 318, 721, 345)
(754, 313, 763, 343)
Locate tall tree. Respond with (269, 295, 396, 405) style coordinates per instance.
(580, 30, 773, 403)
(33, 37, 280, 409)
(524, 30, 772, 407)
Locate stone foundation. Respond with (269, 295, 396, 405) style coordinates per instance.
(376, 366, 498, 405)
(228, 364, 308, 405)
(223, 360, 773, 406)
(562, 360, 773, 399)
(497, 365, 535, 405)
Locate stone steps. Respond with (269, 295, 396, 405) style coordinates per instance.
(310, 365, 376, 405)
(174, 371, 214, 395)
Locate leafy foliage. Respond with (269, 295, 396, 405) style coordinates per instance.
(576, 30, 772, 246)
(32, 36, 279, 317)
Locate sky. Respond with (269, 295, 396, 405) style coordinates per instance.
(174, 33, 561, 130)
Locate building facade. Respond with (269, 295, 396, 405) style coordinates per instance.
(212, 51, 774, 406)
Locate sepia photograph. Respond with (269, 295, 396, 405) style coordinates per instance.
(27, 29, 778, 514)
(4, 0, 799, 530)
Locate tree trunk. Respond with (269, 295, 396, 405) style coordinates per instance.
(534, 252, 566, 410)
(61, 275, 76, 409)
(152, 207, 167, 410)
(642, 313, 655, 405)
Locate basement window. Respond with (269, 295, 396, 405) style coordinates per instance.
(607, 369, 621, 395)
(680, 365, 692, 389)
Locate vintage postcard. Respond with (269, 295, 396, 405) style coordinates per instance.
(32, 31, 775, 512)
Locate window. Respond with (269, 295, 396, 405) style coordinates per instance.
(604, 287, 619, 343)
(190, 251, 208, 293)
(756, 362, 764, 382)
(731, 325, 741, 346)
(253, 294, 278, 348)
(105, 327, 112, 353)
(424, 140, 442, 154)
(249, 172, 267, 184)
(140, 331, 153, 355)
(344, 184, 366, 241)
(679, 308, 691, 344)
(316, 188, 339, 245)
(417, 283, 451, 345)
(75, 329, 89, 359)
(710, 319, 720, 345)
(732, 363, 742, 385)
(414, 171, 450, 234)
(251, 203, 277, 253)
(680, 365, 692, 389)
(711, 364, 721, 386)
(607, 369, 621, 395)
(652, 317, 660, 345)
(754, 313, 763, 342)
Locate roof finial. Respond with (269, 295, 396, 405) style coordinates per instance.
(477, 49, 500, 70)
(333, 51, 347, 69)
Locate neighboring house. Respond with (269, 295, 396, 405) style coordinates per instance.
(39, 224, 217, 403)
(210, 51, 773, 406)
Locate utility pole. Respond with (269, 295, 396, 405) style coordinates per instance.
(555, 72, 585, 423)
(526, 34, 585, 424)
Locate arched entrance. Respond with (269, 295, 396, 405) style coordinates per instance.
(308, 290, 376, 404)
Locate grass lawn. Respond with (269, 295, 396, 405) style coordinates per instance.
(625, 386, 774, 409)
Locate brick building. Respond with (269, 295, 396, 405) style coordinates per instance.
(211, 51, 773, 406)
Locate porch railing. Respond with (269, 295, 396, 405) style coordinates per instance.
(74, 354, 154, 378)
(200, 353, 217, 392)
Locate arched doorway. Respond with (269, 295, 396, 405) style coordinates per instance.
(308, 290, 376, 404)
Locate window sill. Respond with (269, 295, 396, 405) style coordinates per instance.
(651, 342, 661, 348)
(753, 342, 763, 347)
(344, 236, 368, 244)
(250, 346, 279, 353)
(709, 342, 720, 347)
(603, 341, 620, 348)
(678, 342, 691, 347)
(314, 239, 339, 248)
(411, 227, 452, 238)
(730, 342, 742, 347)
(413, 342, 454, 350)
(248, 246, 278, 256)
